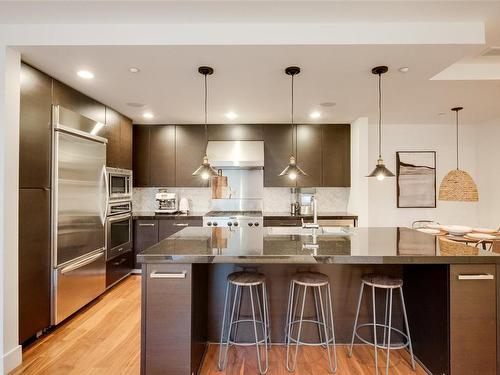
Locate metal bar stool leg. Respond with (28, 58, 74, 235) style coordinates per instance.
(262, 283, 272, 347)
(314, 287, 325, 347)
(318, 284, 337, 373)
(383, 289, 389, 347)
(372, 285, 379, 374)
(286, 284, 308, 372)
(250, 284, 268, 374)
(218, 284, 240, 371)
(217, 282, 230, 370)
(385, 288, 393, 375)
(399, 287, 416, 371)
(348, 282, 365, 357)
(232, 284, 243, 343)
(327, 284, 338, 373)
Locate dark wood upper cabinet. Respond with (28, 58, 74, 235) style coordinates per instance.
(208, 124, 263, 141)
(176, 125, 208, 187)
(150, 125, 176, 187)
(296, 124, 322, 187)
(133, 126, 151, 187)
(19, 63, 52, 189)
(120, 116, 133, 170)
(263, 125, 295, 187)
(322, 124, 351, 187)
(52, 80, 106, 124)
(105, 107, 121, 168)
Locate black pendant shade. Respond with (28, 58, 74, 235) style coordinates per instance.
(367, 65, 395, 180)
(279, 66, 307, 180)
(192, 66, 219, 180)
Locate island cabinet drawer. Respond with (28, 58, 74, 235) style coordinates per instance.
(450, 264, 497, 375)
(143, 264, 192, 375)
(159, 218, 203, 241)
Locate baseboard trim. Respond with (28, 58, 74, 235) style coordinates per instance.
(4, 344, 22, 373)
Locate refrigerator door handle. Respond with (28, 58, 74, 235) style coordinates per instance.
(61, 252, 104, 275)
(101, 166, 109, 225)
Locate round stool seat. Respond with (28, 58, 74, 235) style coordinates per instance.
(292, 272, 329, 286)
(362, 274, 403, 289)
(228, 271, 266, 286)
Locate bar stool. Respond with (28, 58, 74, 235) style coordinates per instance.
(218, 271, 271, 374)
(285, 272, 337, 373)
(348, 274, 416, 375)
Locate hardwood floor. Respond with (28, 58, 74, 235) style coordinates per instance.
(200, 344, 426, 375)
(11, 276, 141, 375)
(12, 275, 426, 375)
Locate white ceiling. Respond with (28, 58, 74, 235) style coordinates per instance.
(9, 1, 500, 125)
(18, 44, 500, 125)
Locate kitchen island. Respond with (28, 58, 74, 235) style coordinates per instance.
(138, 227, 500, 375)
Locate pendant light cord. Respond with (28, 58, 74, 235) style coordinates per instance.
(378, 73, 382, 159)
(456, 110, 459, 170)
(291, 73, 295, 156)
(204, 73, 208, 150)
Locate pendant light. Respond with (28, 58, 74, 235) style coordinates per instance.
(438, 107, 479, 201)
(279, 66, 307, 180)
(367, 66, 394, 180)
(192, 66, 218, 180)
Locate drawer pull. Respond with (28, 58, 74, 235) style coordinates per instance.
(173, 223, 189, 227)
(150, 270, 187, 279)
(457, 273, 494, 281)
(139, 223, 155, 227)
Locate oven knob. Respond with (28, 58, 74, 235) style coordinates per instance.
(207, 221, 212, 226)
(234, 222, 239, 227)
(254, 222, 260, 227)
(213, 222, 218, 226)
(248, 222, 253, 227)
(228, 222, 233, 226)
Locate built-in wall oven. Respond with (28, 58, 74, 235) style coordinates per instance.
(106, 200, 133, 288)
(107, 167, 132, 201)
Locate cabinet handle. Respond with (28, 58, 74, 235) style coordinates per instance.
(112, 258, 128, 266)
(139, 223, 155, 227)
(150, 270, 187, 279)
(457, 273, 494, 280)
(173, 223, 189, 227)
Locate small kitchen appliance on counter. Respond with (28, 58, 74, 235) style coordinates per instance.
(179, 197, 190, 213)
(155, 189, 178, 214)
(298, 188, 317, 215)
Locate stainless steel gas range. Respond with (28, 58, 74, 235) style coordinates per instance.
(203, 211, 263, 228)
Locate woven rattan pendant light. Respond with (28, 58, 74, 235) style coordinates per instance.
(438, 107, 479, 202)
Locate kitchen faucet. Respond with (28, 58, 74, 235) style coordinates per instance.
(302, 195, 319, 229)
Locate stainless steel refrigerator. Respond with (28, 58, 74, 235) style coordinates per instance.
(51, 105, 108, 325)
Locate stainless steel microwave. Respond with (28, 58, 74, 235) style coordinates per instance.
(107, 167, 132, 201)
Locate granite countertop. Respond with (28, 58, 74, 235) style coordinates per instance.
(263, 212, 358, 219)
(137, 226, 500, 265)
(132, 211, 206, 220)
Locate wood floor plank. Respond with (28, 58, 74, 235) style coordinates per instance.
(11, 275, 427, 374)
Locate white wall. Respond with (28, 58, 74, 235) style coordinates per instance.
(1, 47, 21, 374)
(476, 117, 500, 229)
(367, 122, 480, 227)
(348, 117, 369, 226)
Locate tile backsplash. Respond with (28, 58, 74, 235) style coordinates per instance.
(133, 187, 350, 213)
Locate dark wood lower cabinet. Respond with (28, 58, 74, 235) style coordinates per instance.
(133, 220, 159, 269)
(106, 250, 133, 288)
(141, 263, 207, 375)
(19, 188, 51, 343)
(450, 264, 497, 375)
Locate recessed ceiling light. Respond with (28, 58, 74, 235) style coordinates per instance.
(126, 102, 145, 108)
(310, 111, 321, 119)
(225, 111, 238, 120)
(399, 67, 409, 73)
(142, 112, 154, 119)
(129, 67, 140, 73)
(320, 102, 336, 107)
(77, 70, 94, 79)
